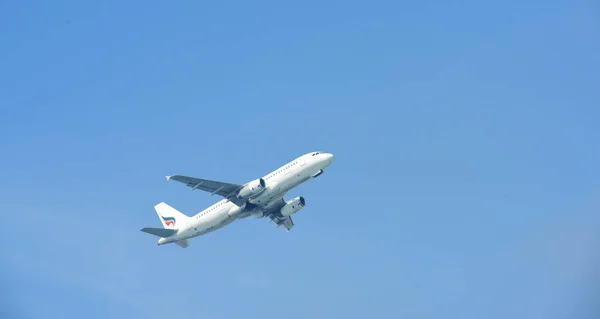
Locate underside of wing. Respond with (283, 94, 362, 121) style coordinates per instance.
(264, 197, 295, 231)
(166, 174, 245, 206)
(269, 215, 295, 231)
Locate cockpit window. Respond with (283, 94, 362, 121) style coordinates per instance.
(312, 152, 320, 156)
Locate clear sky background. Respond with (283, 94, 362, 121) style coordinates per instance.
(1, 1, 599, 318)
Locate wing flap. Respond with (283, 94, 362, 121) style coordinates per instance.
(269, 215, 295, 231)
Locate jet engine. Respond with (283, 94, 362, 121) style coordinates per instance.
(236, 178, 266, 200)
(280, 196, 306, 217)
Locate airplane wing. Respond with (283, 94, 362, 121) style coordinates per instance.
(269, 214, 295, 231)
(264, 197, 295, 231)
(166, 174, 245, 206)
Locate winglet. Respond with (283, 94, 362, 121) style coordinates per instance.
(166, 175, 172, 181)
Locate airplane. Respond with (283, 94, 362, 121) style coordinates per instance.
(140, 151, 335, 248)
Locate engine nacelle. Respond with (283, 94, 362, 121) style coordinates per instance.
(280, 196, 306, 217)
(236, 178, 266, 200)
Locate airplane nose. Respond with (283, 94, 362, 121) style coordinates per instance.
(324, 153, 335, 165)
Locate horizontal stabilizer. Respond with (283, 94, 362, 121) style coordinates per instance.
(141, 227, 177, 238)
(175, 239, 189, 248)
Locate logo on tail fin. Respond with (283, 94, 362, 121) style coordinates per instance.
(160, 215, 176, 227)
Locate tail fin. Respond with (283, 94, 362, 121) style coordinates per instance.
(154, 202, 190, 229)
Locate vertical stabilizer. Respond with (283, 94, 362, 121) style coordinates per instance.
(154, 202, 189, 229)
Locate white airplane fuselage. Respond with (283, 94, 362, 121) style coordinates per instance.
(157, 152, 334, 245)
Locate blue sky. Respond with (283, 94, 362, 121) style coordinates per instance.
(1, 0, 599, 318)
